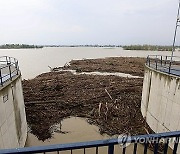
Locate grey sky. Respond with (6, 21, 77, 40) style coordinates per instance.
(0, 0, 179, 45)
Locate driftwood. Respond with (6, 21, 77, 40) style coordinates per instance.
(23, 69, 151, 141)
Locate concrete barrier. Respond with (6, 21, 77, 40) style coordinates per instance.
(141, 65, 180, 151)
(0, 75, 27, 149)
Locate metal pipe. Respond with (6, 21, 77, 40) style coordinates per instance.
(0, 69, 3, 86)
(170, 0, 180, 72)
(108, 144, 114, 154)
(9, 65, 12, 80)
(155, 55, 158, 70)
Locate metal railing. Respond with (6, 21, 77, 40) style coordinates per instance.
(0, 56, 20, 86)
(0, 131, 180, 154)
(146, 55, 180, 76)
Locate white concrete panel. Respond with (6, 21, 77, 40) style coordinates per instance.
(141, 102, 146, 117)
(147, 76, 161, 121)
(9, 122, 19, 148)
(141, 67, 180, 153)
(141, 65, 180, 134)
(162, 82, 168, 98)
(158, 96, 167, 124)
(157, 122, 168, 133)
(168, 78, 177, 101)
(0, 120, 8, 136)
(174, 83, 180, 105)
(4, 88, 14, 119)
(2, 130, 11, 149)
(141, 69, 153, 118)
(162, 99, 173, 129)
(0, 99, 6, 127)
(7, 112, 15, 128)
(146, 111, 158, 132)
(0, 75, 27, 149)
(168, 102, 180, 131)
(0, 132, 4, 149)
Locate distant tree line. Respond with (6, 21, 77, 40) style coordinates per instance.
(44, 45, 122, 47)
(0, 44, 43, 49)
(122, 45, 179, 51)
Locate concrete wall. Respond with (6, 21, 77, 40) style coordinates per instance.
(141, 65, 180, 150)
(0, 75, 27, 149)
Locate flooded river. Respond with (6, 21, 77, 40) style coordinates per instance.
(26, 117, 153, 154)
(26, 117, 110, 146)
(0, 47, 175, 153)
(0, 47, 179, 79)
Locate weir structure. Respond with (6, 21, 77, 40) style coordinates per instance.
(0, 56, 180, 154)
(0, 56, 27, 149)
(141, 55, 180, 152)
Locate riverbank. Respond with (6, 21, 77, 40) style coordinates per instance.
(0, 44, 43, 49)
(23, 57, 153, 141)
(122, 45, 174, 51)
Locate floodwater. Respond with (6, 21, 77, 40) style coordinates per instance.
(26, 117, 153, 154)
(0, 47, 179, 79)
(0, 47, 175, 153)
(26, 117, 110, 146)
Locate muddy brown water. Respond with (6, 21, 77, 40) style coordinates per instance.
(26, 117, 153, 154)
(0, 47, 176, 152)
(0, 47, 179, 79)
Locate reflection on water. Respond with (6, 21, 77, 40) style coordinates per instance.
(26, 117, 153, 154)
(26, 117, 111, 146)
(0, 47, 178, 79)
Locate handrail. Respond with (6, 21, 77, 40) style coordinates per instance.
(0, 56, 20, 86)
(0, 131, 180, 154)
(146, 55, 180, 76)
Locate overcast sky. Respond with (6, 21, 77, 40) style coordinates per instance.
(0, 0, 179, 45)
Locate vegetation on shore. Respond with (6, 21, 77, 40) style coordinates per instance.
(0, 44, 43, 49)
(2, 44, 178, 51)
(45, 45, 121, 47)
(122, 45, 176, 51)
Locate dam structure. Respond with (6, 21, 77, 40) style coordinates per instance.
(0, 56, 27, 149)
(0, 56, 180, 154)
(141, 55, 180, 149)
(141, 55, 180, 132)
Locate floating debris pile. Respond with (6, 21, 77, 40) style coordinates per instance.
(24, 74, 152, 141)
(53, 57, 146, 77)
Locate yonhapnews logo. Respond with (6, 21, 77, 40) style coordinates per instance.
(118, 133, 131, 148)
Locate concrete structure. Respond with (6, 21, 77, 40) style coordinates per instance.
(141, 64, 180, 150)
(0, 57, 27, 149)
(141, 65, 180, 132)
